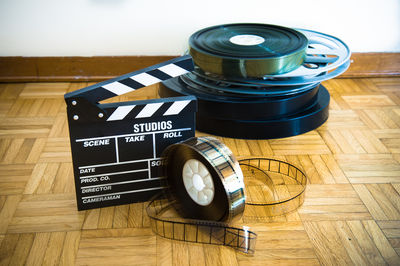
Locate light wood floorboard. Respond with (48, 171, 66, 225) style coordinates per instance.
(0, 79, 400, 265)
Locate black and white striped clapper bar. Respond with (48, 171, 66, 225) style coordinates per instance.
(64, 55, 197, 210)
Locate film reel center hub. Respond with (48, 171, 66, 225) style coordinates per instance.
(182, 159, 215, 206)
(159, 23, 351, 139)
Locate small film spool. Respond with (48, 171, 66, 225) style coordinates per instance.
(162, 136, 246, 222)
(146, 137, 309, 253)
(147, 136, 256, 253)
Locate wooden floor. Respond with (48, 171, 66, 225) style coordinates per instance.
(0, 78, 400, 265)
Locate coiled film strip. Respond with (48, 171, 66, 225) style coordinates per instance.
(146, 137, 308, 253)
(240, 157, 307, 218)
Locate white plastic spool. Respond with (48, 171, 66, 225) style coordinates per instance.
(182, 159, 215, 206)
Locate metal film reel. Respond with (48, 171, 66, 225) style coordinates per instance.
(158, 24, 351, 138)
(229, 29, 351, 86)
(271, 29, 351, 78)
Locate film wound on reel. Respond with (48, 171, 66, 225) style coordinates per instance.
(189, 24, 351, 86)
(160, 23, 350, 139)
(189, 23, 308, 77)
(146, 137, 308, 253)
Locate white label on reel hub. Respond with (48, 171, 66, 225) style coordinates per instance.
(229, 34, 265, 46)
(182, 159, 215, 206)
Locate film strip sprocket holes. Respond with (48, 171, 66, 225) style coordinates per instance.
(147, 195, 257, 254)
(64, 55, 197, 210)
(148, 136, 255, 254)
(146, 138, 308, 254)
(239, 158, 307, 218)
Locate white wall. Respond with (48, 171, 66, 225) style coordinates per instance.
(0, 0, 399, 56)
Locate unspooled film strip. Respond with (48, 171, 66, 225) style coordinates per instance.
(146, 137, 308, 254)
(147, 195, 257, 254)
(239, 158, 307, 218)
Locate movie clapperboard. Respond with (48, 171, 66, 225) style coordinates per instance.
(64, 55, 197, 210)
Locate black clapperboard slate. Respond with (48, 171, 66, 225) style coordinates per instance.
(64, 55, 197, 210)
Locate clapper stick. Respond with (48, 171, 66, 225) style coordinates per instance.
(64, 55, 197, 210)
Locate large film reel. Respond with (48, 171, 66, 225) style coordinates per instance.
(189, 23, 309, 77)
(159, 76, 321, 121)
(194, 28, 351, 86)
(232, 29, 351, 86)
(159, 23, 350, 139)
(272, 29, 351, 78)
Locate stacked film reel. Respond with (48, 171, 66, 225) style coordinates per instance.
(159, 23, 351, 139)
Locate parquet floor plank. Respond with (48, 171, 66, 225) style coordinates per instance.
(0, 79, 399, 265)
